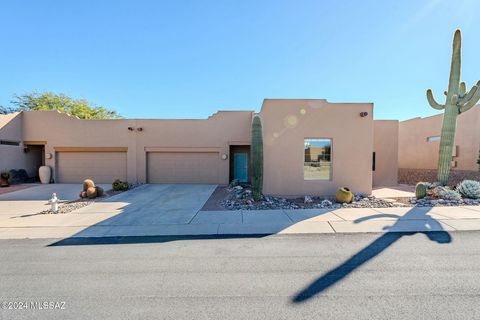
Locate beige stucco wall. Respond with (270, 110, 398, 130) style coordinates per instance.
(0, 112, 29, 174)
(260, 99, 374, 196)
(21, 110, 253, 184)
(3, 99, 381, 196)
(399, 106, 480, 170)
(373, 120, 398, 186)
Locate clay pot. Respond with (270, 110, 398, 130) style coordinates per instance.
(335, 187, 354, 204)
(39, 166, 51, 184)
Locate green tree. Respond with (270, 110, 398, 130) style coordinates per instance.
(0, 92, 121, 119)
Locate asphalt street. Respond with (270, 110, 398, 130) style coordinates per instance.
(1, 232, 479, 319)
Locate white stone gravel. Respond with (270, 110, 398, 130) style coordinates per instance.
(40, 183, 143, 215)
(220, 185, 480, 210)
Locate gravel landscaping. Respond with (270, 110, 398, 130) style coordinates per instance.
(220, 185, 405, 210)
(40, 183, 142, 214)
(218, 185, 480, 210)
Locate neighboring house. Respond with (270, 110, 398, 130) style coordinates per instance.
(0, 112, 44, 178)
(0, 99, 399, 196)
(398, 106, 480, 184)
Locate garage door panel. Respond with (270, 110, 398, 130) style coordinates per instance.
(147, 152, 219, 184)
(57, 152, 127, 183)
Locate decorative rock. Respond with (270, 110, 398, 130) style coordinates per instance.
(218, 184, 480, 211)
(86, 186, 97, 199)
(321, 199, 333, 207)
(95, 186, 104, 197)
(83, 179, 95, 191)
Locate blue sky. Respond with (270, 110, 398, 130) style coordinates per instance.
(1, 0, 479, 120)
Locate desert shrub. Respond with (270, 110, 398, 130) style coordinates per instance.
(0, 170, 10, 181)
(112, 179, 129, 191)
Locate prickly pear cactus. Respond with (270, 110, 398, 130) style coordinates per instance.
(251, 115, 263, 201)
(426, 30, 480, 185)
(415, 182, 428, 199)
(456, 180, 480, 199)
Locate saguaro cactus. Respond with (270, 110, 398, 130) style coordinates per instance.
(426, 29, 480, 185)
(251, 115, 263, 201)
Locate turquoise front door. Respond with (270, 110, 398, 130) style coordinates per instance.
(234, 152, 248, 183)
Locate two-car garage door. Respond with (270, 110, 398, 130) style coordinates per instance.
(56, 152, 127, 183)
(147, 152, 219, 184)
(56, 150, 219, 184)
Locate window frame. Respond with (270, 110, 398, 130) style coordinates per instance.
(0, 140, 21, 146)
(426, 136, 441, 142)
(303, 137, 333, 181)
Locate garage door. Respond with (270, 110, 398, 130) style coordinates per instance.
(147, 152, 219, 184)
(56, 152, 127, 183)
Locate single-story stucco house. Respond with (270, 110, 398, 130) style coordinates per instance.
(1, 98, 401, 197)
(398, 106, 480, 184)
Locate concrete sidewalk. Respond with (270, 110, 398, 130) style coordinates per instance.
(1, 205, 480, 239)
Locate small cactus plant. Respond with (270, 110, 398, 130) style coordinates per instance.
(456, 180, 480, 199)
(251, 115, 263, 201)
(415, 182, 429, 199)
(335, 187, 353, 203)
(438, 188, 462, 201)
(86, 186, 97, 199)
(83, 179, 95, 191)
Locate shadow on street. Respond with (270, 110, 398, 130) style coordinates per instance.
(292, 206, 452, 303)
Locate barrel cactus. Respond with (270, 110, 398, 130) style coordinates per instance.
(456, 180, 480, 199)
(83, 179, 95, 191)
(415, 182, 429, 199)
(335, 187, 353, 204)
(426, 29, 480, 185)
(251, 115, 263, 201)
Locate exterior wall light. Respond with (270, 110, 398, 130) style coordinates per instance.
(45, 153, 53, 159)
(221, 154, 228, 160)
(360, 112, 369, 117)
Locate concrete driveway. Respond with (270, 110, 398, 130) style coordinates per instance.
(75, 184, 217, 225)
(0, 183, 111, 223)
(0, 184, 217, 239)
